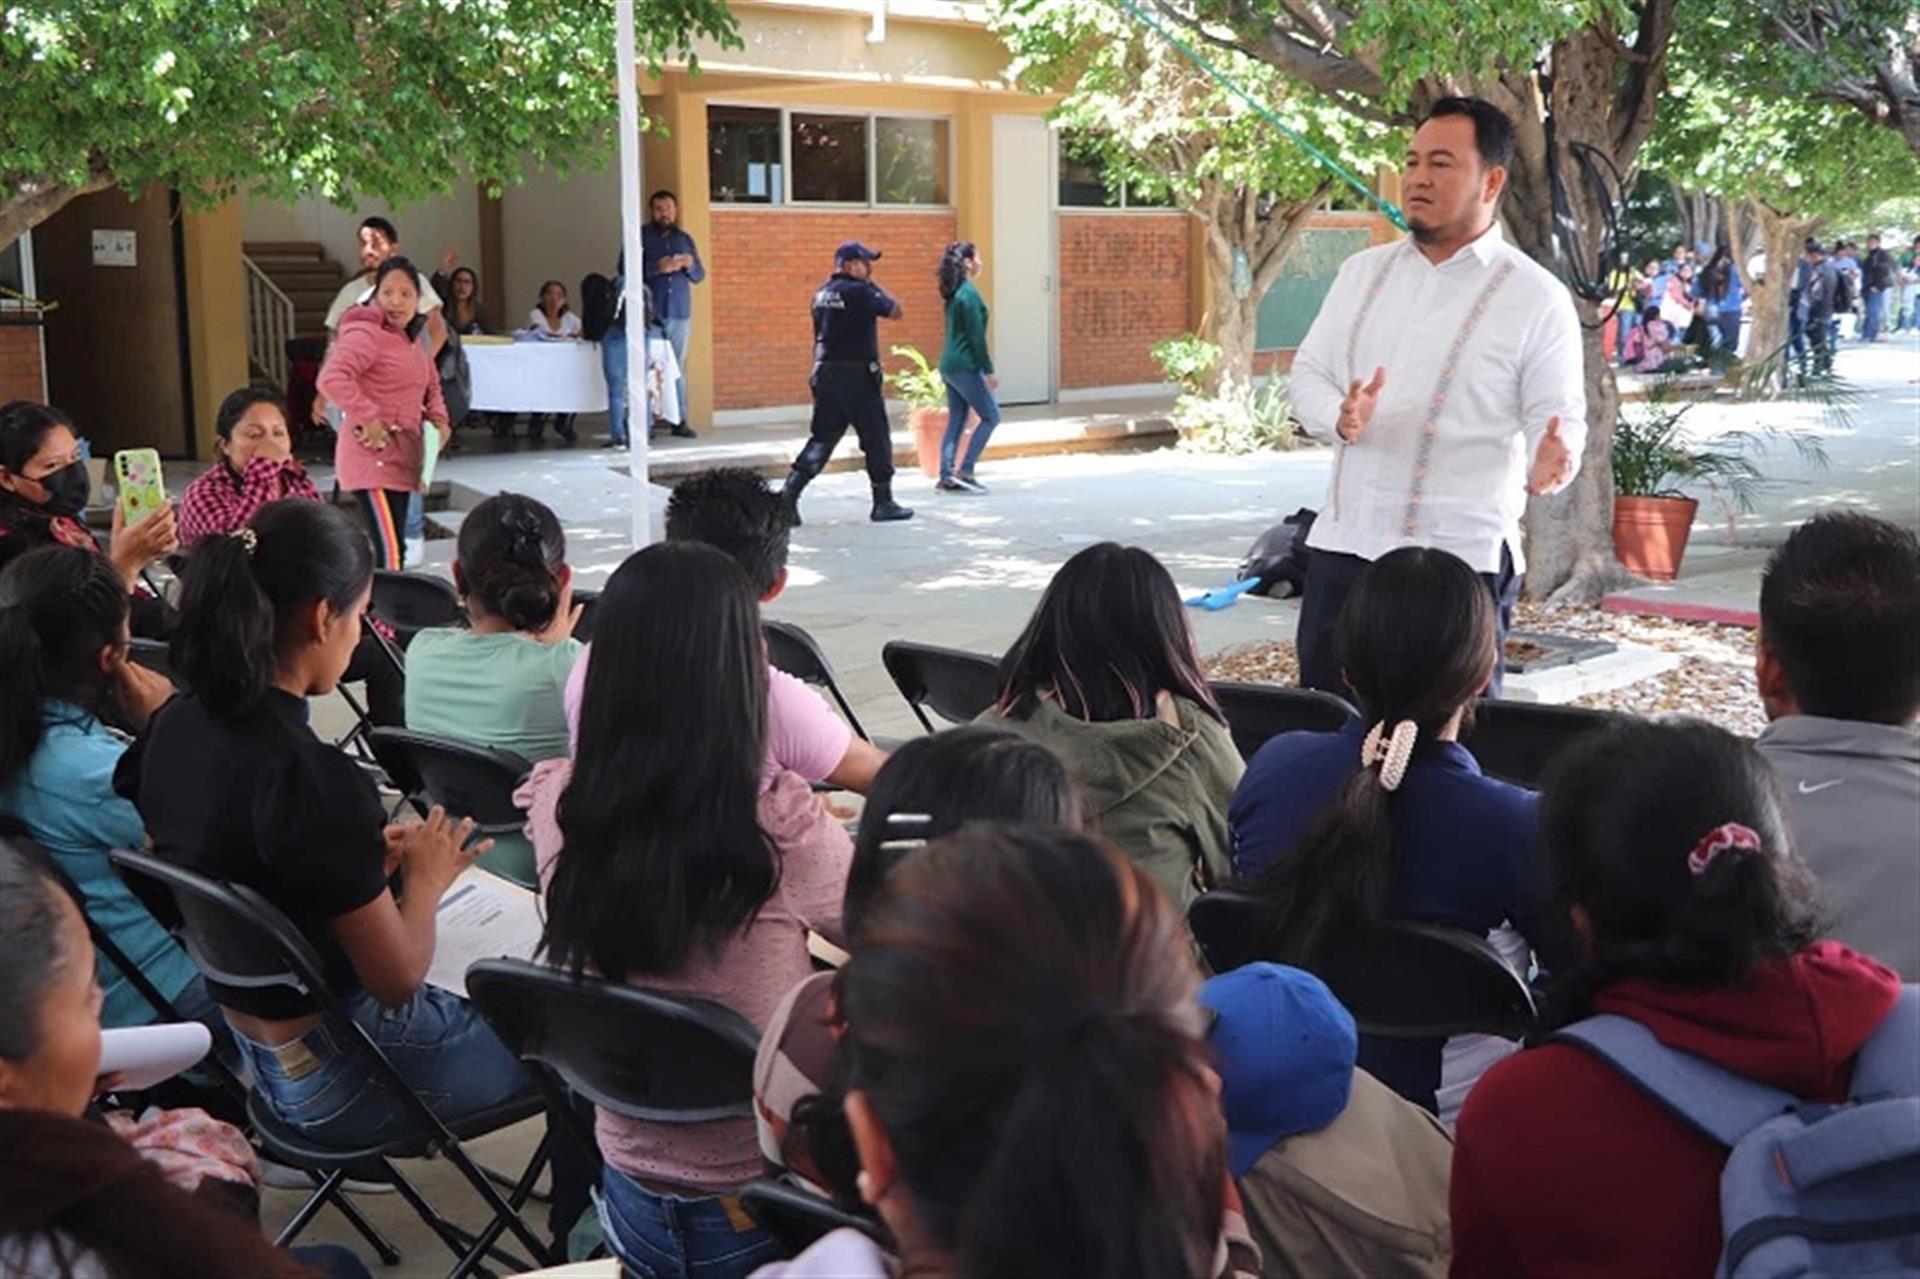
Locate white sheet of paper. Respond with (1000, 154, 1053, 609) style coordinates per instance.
(420, 416, 442, 489)
(97, 1023, 212, 1091)
(426, 867, 545, 997)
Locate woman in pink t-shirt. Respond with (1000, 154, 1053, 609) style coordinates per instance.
(519, 540, 851, 1279)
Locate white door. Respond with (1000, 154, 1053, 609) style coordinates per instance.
(991, 115, 1053, 404)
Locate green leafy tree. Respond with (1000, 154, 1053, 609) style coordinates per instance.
(994, 0, 1393, 404)
(1714, 1, 1920, 156)
(1150, 0, 1680, 601)
(0, 0, 737, 249)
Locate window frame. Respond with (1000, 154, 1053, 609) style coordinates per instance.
(1051, 129, 1175, 213)
(705, 100, 955, 211)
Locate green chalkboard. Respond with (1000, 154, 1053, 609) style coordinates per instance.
(1255, 227, 1373, 351)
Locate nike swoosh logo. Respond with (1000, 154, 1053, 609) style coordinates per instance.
(1798, 779, 1844, 795)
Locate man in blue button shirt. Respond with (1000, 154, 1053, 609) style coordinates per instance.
(641, 190, 703, 438)
(779, 243, 913, 526)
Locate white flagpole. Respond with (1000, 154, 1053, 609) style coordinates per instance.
(615, 0, 651, 547)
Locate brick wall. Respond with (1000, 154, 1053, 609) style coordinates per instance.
(0, 320, 46, 403)
(709, 209, 955, 411)
(1057, 213, 1192, 390)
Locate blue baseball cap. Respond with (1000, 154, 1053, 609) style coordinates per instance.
(1201, 963, 1357, 1178)
(835, 241, 882, 264)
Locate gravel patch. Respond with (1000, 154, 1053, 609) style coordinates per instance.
(1203, 602, 1765, 738)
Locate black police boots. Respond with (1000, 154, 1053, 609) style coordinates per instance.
(780, 440, 834, 527)
(869, 481, 914, 523)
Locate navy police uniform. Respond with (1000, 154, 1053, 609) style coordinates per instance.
(781, 242, 913, 523)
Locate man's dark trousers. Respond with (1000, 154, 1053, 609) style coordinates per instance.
(1296, 544, 1520, 699)
(802, 362, 894, 484)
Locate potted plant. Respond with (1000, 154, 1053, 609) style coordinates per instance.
(887, 345, 970, 479)
(1611, 372, 1834, 580)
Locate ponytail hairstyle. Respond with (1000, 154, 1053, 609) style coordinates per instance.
(0, 547, 130, 787)
(840, 828, 1225, 1279)
(1539, 718, 1825, 1021)
(542, 540, 774, 982)
(995, 542, 1224, 726)
(936, 241, 976, 303)
(169, 500, 373, 720)
(455, 493, 567, 633)
(1247, 546, 1496, 968)
(371, 256, 429, 341)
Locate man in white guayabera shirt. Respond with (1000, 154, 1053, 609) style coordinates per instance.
(1291, 96, 1586, 697)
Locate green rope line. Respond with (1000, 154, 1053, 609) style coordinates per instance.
(1113, 0, 1408, 231)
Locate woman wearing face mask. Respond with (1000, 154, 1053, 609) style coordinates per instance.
(0, 400, 179, 637)
(316, 258, 450, 570)
(177, 390, 320, 546)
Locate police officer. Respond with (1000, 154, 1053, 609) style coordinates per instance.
(780, 242, 913, 525)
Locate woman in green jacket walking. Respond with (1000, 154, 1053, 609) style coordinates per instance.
(935, 241, 1003, 494)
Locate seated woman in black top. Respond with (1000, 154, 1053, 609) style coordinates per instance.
(0, 400, 178, 638)
(115, 499, 532, 1146)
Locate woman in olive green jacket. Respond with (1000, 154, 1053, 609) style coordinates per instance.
(980, 543, 1242, 908)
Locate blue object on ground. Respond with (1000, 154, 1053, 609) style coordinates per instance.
(1186, 578, 1261, 612)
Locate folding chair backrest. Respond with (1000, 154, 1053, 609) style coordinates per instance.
(880, 640, 1002, 733)
(107, 848, 327, 1008)
(1469, 699, 1623, 788)
(741, 1180, 891, 1256)
(570, 589, 600, 643)
(1186, 890, 1535, 1039)
(466, 959, 759, 1123)
(128, 638, 179, 687)
(371, 570, 464, 649)
(765, 620, 871, 742)
(365, 728, 530, 831)
(1208, 681, 1358, 759)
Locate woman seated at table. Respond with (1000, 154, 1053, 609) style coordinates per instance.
(406, 493, 581, 887)
(177, 389, 319, 546)
(442, 266, 489, 336)
(523, 281, 580, 444)
(0, 400, 178, 638)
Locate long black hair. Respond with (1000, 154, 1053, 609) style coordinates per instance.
(542, 540, 774, 981)
(995, 542, 1223, 725)
(0, 546, 129, 787)
(455, 493, 566, 633)
(0, 400, 74, 491)
(937, 241, 976, 303)
(170, 500, 373, 720)
(1539, 719, 1825, 1022)
(371, 256, 429, 341)
(841, 827, 1225, 1279)
(1247, 546, 1496, 968)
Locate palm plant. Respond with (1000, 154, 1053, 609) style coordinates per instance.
(1614, 367, 1841, 516)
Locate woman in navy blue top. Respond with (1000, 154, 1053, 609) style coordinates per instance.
(1229, 546, 1550, 1118)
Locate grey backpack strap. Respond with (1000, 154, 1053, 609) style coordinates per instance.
(1554, 1014, 1798, 1148)
(1851, 985, 1920, 1101)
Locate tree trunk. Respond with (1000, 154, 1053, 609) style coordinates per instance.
(1196, 185, 1322, 403)
(0, 174, 113, 256)
(1208, 289, 1261, 405)
(1743, 201, 1823, 396)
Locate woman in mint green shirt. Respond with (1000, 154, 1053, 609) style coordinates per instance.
(0, 545, 220, 1035)
(936, 241, 1003, 494)
(404, 494, 582, 885)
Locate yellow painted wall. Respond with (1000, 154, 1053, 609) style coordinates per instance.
(180, 201, 250, 459)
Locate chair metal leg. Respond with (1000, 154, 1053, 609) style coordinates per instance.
(329, 1181, 404, 1266)
(381, 1158, 487, 1272)
(273, 1168, 347, 1249)
(450, 1135, 555, 1278)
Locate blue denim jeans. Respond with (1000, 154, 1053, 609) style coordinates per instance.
(1615, 308, 1638, 362)
(602, 325, 629, 446)
(662, 316, 692, 428)
(228, 986, 533, 1148)
(405, 490, 424, 546)
(1863, 288, 1887, 341)
(939, 369, 1002, 480)
(597, 1166, 781, 1279)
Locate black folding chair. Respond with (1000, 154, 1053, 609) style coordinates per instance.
(127, 638, 177, 685)
(765, 620, 871, 743)
(1207, 681, 1359, 760)
(879, 640, 1002, 733)
(1188, 890, 1536, 1040)
(741, 1179, 891, 1257)
(1468, 699, 1624, 788)
(108, 849, 552, 1277)
(465, 958, 761, 1192)
(365, 728, 531, 837)
(570, 588, 599, 643)
(372, 569, 464, 650)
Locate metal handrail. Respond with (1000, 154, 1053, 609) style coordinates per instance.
(242, 254, 295, 390)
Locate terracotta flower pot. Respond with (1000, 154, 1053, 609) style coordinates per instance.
(911, 405, 979, 479)
(1612, 494, 1699, 581)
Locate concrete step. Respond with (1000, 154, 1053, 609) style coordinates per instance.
(245, 241, 330, 260)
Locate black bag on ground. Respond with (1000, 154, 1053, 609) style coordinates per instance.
(580, 271, 618, 341)
(1239, 509, 1316, 598)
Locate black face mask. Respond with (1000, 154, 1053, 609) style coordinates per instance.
(34, 460, 91, 518)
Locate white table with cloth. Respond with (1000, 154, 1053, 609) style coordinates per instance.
(464, 336, 681, 425)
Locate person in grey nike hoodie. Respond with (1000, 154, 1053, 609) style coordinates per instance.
(1754, 512, 1920, 977)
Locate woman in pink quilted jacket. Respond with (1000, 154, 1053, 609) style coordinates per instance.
(316, 256, 449, 569)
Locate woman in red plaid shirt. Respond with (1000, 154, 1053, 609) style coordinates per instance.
(177, 390, 321, 546)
